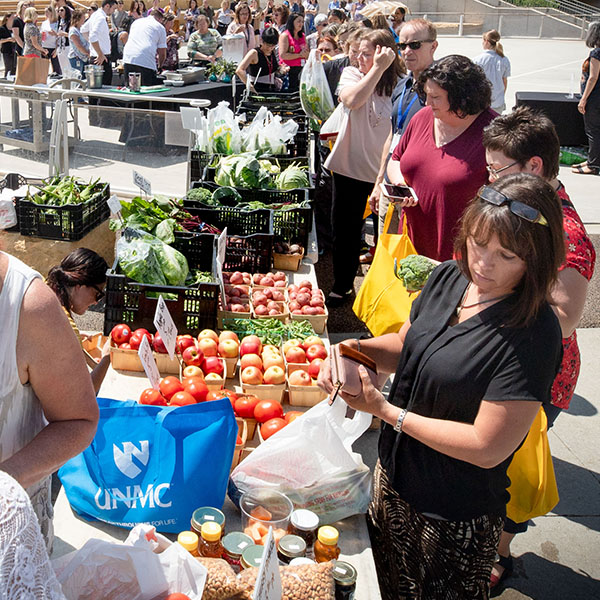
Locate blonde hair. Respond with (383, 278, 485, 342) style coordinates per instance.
(45, 5, 57, 21)
(16, 0, 27, 18)
(23, 6, 37, 22)
(483, 29, 504, 57)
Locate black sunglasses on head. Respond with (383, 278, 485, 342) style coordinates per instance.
(398, 39, 434, 51)
(478, 186, 549, 227)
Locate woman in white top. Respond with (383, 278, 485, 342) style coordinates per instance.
(215, 0, 233, 35)
(473, 29, 511, 114)
(0, 252, 98, 547)
(226, 2, 257, 56)
(324, 28, 403, 305)
(40, 5, 61, 74)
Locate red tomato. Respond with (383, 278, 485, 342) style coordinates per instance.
(111, 324, 131, 345)
(236, 435, 243, 445)
(260, 417, 287, 440)
(159, 376, 184, 401)
(139, 388, 168, 406)
(284, 410, 303, 424)
(170, 391, 197, 406)
(254, 400, 284, 423)
(206, 389, 238, 406)
(183, 379, 209, 403)
(234, 395, 261, 418)
(163, 594, 192, 600)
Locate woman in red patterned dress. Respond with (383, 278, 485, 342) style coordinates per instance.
(482, 106, 596, 587)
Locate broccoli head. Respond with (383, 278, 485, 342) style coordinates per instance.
(394, 254, 436, 292)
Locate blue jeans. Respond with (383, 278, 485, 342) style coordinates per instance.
(68, 56, 87, 78)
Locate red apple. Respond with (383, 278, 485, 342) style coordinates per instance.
(153, 332, 168, 354)
(219, 330, 239, 343)
(182, 365, 204, 379)
(240, 335, 262, 356)
(241, 366, 263, 385)
(308, 358, 324, 379)
(302, 336, 325, 350)
(202, 356, 225, 376)
(182, 345, 204, 367)
(218, 339, 239, 358)
(263, 365, 286, 385)
(198, 329, 219, 343)
(285, 346, 307, 364)
(263, 353, 284, 370)
(241, 353, 263, 371)
(282, 339, 302, 355)
(197, 337, 218, 357)
(176, 334, 196, 354)
(288, 370, 312, 386)
(306, 344, 328, 362)
(111, 323, 131, 345)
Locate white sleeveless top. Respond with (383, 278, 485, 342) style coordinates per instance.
(0, 253, 53, 548)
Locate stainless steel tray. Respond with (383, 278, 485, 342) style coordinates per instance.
(164, 67, 205, 85)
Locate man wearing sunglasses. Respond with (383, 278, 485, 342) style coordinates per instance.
(369, 18, 438, 239)
(482, 105, 596, 589)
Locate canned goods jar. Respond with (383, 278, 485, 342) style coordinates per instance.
(333, 560, 357, 600)
(191, 507, 226, 537)
(288, 509, 319, 550)
(277, 534, 307, 564)
(241, 544, 264, 569)
(289, 557, 316, 566)
(222, 532, 253, 573)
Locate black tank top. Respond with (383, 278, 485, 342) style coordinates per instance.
(248, 47, 276, 90)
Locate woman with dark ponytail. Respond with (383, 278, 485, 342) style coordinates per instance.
(47, 248, 110, 393)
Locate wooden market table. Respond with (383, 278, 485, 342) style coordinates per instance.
(51, 259, 382, 599)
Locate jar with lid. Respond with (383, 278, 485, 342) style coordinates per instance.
(198, 522, 223, 558)
(333, 560, 357, 600)
(288, 509, 319, 552)
(241, 544, 264, 569)
(277, 534, 307, 564)
(177, 531, 200, 557)
(191, 506, 226, 537)
(289, 557, 316, 566)
(314, 526, 341, 563)
(222, 532, 253, 573)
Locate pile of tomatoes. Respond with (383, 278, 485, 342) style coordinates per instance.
(234, 395, 302, 440)
(139, 376, 229, 407)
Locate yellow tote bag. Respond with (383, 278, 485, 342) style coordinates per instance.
(506, 407, 559, 523)
(353, 203, 417, 336)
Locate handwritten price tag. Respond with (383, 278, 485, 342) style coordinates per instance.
(132, 170, 152, 196)
(138, 335, 161, 390)
(153, 295, 177, 359)
(217, 227, 227, 267)
(253, 527, 282, 600)
(107, 194, 122, 216)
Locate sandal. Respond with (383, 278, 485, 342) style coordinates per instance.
(571, 164, 599, 175)
(490, 553, 513, 589)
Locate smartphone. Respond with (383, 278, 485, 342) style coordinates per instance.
(380, 182, 418, 202)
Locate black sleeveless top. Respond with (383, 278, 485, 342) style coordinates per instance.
(248, 47, 276, 91)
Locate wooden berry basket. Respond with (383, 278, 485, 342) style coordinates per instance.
(273, 250, 304, 272)
(251, 301, 289, 323)
(240, 367, 286, 402)
(223, 356, 239, 379)
(232, 417, 248, 471)
(109, 340, 181, 374)
(290, 305, 328, 334)
(218, 305, 252, 329)
(286, 364, 327, 407)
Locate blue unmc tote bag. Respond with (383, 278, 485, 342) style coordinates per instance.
(58, 397, 237, 533)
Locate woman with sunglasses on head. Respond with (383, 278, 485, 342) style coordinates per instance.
(386, 54, 495, 262)
(47, 248, 110, 394)
(482, 106, 596, 589)
(318, 173, 565, 600)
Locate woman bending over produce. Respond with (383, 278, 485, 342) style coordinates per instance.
(236, 26, 283, 93)
(319, 173, 565, 599)
(47, 248, 110, 394)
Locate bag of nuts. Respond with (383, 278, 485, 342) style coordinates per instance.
(195, 558, 243, 600)
(234, 561, 335, 600)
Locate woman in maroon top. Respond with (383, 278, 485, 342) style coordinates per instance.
(387, 55, 495, 261)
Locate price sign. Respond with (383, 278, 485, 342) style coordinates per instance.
(107, 194, 122, 216)
(253, 527, 282, 600)
(217, 227, 228, 267)
(132, 170, 152, 196)
(153, 295, 177, 359)
(138, 335, 161, 390)
(215, 259, 226, 309)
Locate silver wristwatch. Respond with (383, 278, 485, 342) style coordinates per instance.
(394, 408, 407, 433)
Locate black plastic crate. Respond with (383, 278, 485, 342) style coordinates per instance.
(0, 174, 43, 233)
(17, 181, 110, 241)
(183, 205, 273, 236)
(188, 180, 309, 207)
(104, 232, 219, 335)
(272, 206, 312, 251)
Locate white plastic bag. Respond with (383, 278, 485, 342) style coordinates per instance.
(231, 399, 373, 522)
(242, 107, 299, 156)
(300, 49, 335, 121)
(0, 197, 17, 229)
(208, 101, 242, 155)
(319, 101, 349, 148)
(53, 524, 207, 600)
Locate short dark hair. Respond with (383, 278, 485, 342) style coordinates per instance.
(285, 13, 304, 37)
(261, 25, 279, 44)
(102, 0, 118, 7)
(586, 20, 600, 48)
(483, 106, 560, 180)
(454, 173, 565, 328)
(328, 8, 345, 22)
(416, 54, 491, 116)
(47, 248, 108, 311)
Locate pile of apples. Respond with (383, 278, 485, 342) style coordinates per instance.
(251, 286, 287, 317)
(288, 281, 327, 317)
(252, 271, 287, 288)
(239, 335, 286, 386)
(221, 284, 251, 313)
(223, 271, 252, 285)
(284, 336, 328, 386)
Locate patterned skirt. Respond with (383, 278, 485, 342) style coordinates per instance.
(367, 461, 504, 600)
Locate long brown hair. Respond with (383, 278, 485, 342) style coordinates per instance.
(360, 28, 404, 97)
(454, 174, 565, 328)
(483, 29, 504, 57)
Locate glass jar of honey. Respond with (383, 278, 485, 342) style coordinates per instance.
(177, 531, 200, 557)
(191, 507, 226, 537)
(314, 526, 340, 563)
(198, 522, 223, 558)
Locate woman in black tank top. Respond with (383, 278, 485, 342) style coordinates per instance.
(235, 25, 282, 92)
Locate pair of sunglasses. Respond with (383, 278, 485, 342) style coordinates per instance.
(90, 284, 105, 302)
(398, 39, 434, 51)
(478, 186, 549, 227)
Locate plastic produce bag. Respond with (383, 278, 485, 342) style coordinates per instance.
(117, 228, 189, 286)
(242, 107, 299, 156)
(300, 50, 335, 122)
(208, 101, 242, 155)
(230, 398, 372, 523)
(0, 196, 17, 229)
(53, 524, 208, 600)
